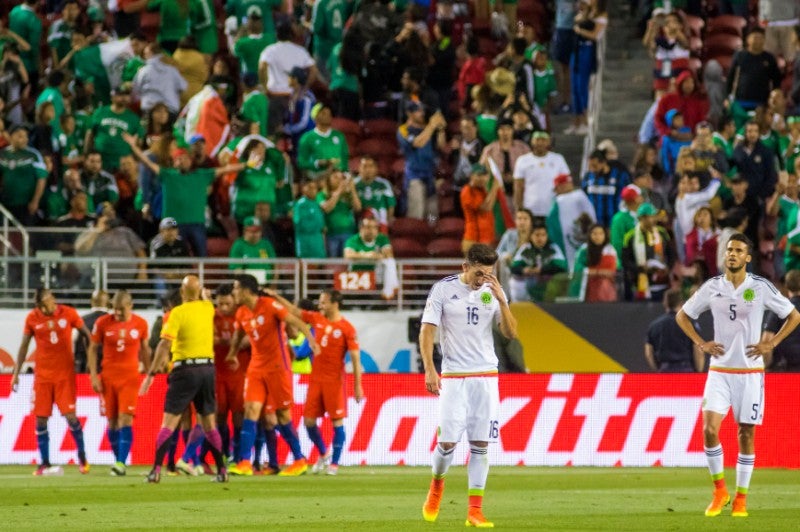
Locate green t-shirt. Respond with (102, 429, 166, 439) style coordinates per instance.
(523, 42, 547, 62)
(91, 106, 145, 170)
(533, 66, 557, 109)
(328, 43, 358, 93)
(296, 128, 349, 176)
(609, 210, 636, 259)
(58, 131, 83, 161)
(160, 167, 215, 224)
(316, 190, 357, 235)
(786, 229, 800, 272)
(226, 0, 282, 40)
(189, 0, 218, 54)
(292, 196, 326, 258)
(344, 233, 390, 271)
(234, 33, 276, 75)
(83, 171, 120, 206)
(241, 90, 270, 138)
(9, 4, 42, 73)
(122, 56, 146, 83)
(476, 114, 498, 145)
(232, 162, 279, 223)
(36, 87, 66, 136)
(45, 185, 96, 221)
(148, 0, 190, 43)
(312, 0, 353, 64)
(354, 176, 396, 226)
(0, 146, 48, 207)
(228, 237, 276, 273)
(777, 196, 800, 241)
(74, 111, 93, 145)
(47, 19, 75, 64)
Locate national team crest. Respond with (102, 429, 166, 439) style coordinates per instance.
(333, 329, 342, 338)
(130, 329, 139, 339)
(743, 289, 755, 303)
(480, 292, 493, 305)
(58, 319, 67, 329)
(257, 315, 265, 325)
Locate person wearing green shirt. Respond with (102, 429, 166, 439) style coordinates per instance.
(81, 151, 121, 206)
(312, 0, 353, 79)
(231, 139, 283, 223)
(64, 34, 144, 106)
(233, 8, 275, 75)
(147, 0, 190, 53)
(296, 105, 349, 179)
(124, 134, 244, 256)
(228, 216, 277, 282)
(85, 85, 144, 172)
(189, 0, 218, 55)
(47, 0, 80, 66)
(318, 170, 362, 257)
(610, 186, 643, 260)
(343, 217, 399, 299)
(9, 1, 42, 86)
(328, 42, 359, 120)
(241, 74, 270, 137)
(36, 71, 67, 137)
(293, 179, 327, 258)
(353, 155, 396, 231)
(0, 125, 48, 224)
(226, 0, 284, 43)
(767, 171, 800, 280)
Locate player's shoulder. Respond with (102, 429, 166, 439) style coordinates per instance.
(429, 274, 460, 296)
(697, 274, 724, 292)
(94, 313, 113, 326)
(132, 313, 149, 327)
(749, 274, 780, 295)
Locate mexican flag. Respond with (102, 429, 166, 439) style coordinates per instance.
(486, 157, 516, 237)
(180, 85, 231, 157)
(73, 38, 134, 104)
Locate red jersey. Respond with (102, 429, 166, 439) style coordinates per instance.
(24, 305, 84, 382)
(234, 296, 290, 373)
(301, 310, 359, 381)
(91, 313, 149, 378)
(214, 310, 250, 376)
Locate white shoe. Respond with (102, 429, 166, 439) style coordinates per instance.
(575, 124, 589, 135)
(326, 464, 339, 476)
(176, 459, 197, 476)
(40, 465, 64, 476)
(194, 464, 206, 476)
(312, 452, 331, 474)
(563, 125, 576, 135)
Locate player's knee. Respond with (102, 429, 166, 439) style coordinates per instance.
(703, 423, 720, 441)
(276, 409, 291, 425)
(35, 417, 48, 430)
(438, 442, 457, 452)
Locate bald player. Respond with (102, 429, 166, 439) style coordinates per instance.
(139, 276, 228, 483)
(88, 290, 151, 476)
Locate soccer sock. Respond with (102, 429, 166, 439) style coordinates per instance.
(736, 454, 755, 496)
(218, 423, 230, 458)
(167, 430, 179, 468)
(432, 443, 455, 479)
(181, 428, 190, 447)
(331, 425, 345, 465)
(277, 422, 305, 461)
(117, 426, 133, 465)
(704, 444, 726, 490)
(232, 425, 243, 463)
(181, 425, 204, 465)
(67, 418, 86, 461)
(254, 424, 266, 466)
(265, 427, 278, 469)
(238, 419, 257, 462)
(468, 445, 489, 509)
(204, 428, 226, 472)
(153, 427, 174, 470)
(306, 424, 327, 456)
(107, 428, 120, 461)
(36, 426, 50, 466)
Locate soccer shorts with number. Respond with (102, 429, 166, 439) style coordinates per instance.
(244, 369, 293, 413)
(32, 376, 77, 418)
(703, 371, 765, 425)
(217, 373, 245, 416)
(304, 378, 347, 420)
(438, 376, 499, 442)
(100, 374, 140, 419)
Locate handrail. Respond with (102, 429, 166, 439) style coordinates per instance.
(0, 205, 30, 307)
(580, 32, 607, 177)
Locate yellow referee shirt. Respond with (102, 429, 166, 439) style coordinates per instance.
(160, 300, 215, 362)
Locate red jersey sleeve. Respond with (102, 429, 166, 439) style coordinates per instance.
(343, 321, 360, 352)
(266, 297, 289, 321)
(91, 315, 107, 344)
(233, 307, 244, 330)
(301, 309, 321, 324)
(23, 311, 35, 337)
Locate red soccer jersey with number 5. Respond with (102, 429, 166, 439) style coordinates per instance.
(301, 310, 359, 381)
(91, 313, 149, 378)
(24, 305, 84, 382)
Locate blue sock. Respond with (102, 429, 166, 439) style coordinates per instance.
(181, 425, 204, 464)
(238, 419, 257, 462)
(36, 427, 50, 466)
(265, 428, 278, 469)
(332, 425, 346, 465)
(117, 426, 133, 465)
(68, 418, 86, 459)
(107, 428, 120, 461)
(306, 424, 327, 456)
(277, 422, 304, 461)
(253, 424, 266, 465)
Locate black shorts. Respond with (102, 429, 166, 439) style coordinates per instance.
(163, 364, 216, 416)
(551, 28, 576, 65)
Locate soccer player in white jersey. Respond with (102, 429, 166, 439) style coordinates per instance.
(419, 244, 518, 528)
(676, 233, 800, 518)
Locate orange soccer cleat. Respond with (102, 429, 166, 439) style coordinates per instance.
(731, 494, 748, 517)
(278, 458, 308, 476)
(704, 488, 730, 517)
(229, 460, 254, 476)
(465, 507, 494, 528)
(422, 479, 444, 522)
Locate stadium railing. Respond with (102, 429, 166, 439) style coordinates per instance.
(579, 29, 607, 177)
(0, 206, 30, 305)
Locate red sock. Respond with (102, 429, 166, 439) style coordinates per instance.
(713, 478, 726, 490)
(469, 495, 483, 509)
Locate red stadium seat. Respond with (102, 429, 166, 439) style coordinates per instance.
(684, 15, 705, 38)
(427, 238, 464, 258)
(703, 34, 742, 58)
(331, 117, 362, 138)
(438, 194, 457, 217)
(363, 119, 399, 137)
(207, 237, 232, 257)
(390, 217, 434, 242)
(391, 237, 428, 258)
(706, 15, 747, 37)
(390, 158, 406, 178)
(434, 217, 465, 238)
(356, 138, 398, 157)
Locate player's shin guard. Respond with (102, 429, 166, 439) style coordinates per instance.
(432, 443, 455, 478)
(238, 419, 257, 462)
(205, 428, 226, 472)
(181, 425, 205, 465)
(153, 427, 174, 470)
(265, 427, 278, 469)
(67, 418, 86, 461)
(117, 426, 133, 465)
(736, 454, 755, 495)
(331, 425, 345, 465)
(107, 428, 120, 461)
(468, 445, 489, 509)
(277, 422, 304, 460)
(704, 444, 726, 489)
(36, 424, 50, 466)
(306, 424, 327, 456)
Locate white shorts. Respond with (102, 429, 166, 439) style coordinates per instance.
(438, 376, 499, 443)
(703, 371, 765, 425)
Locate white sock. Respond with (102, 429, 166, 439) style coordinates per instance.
(432, 444, 454, 479)
(704, 444, 724, 479)
(736, 454, 755, 494)
(468, 445, 489, 491)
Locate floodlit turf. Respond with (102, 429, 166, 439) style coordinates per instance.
(1, 466, 799, 530)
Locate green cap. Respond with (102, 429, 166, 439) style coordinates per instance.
(471, 163, 489, 175)
(637, 202, 658, 218)
(87, 5, 105, 22)
(243, 216, 260, 228)
(532, 131, 550, 140)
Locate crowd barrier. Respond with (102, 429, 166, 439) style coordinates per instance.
(1, 373, 798, 467)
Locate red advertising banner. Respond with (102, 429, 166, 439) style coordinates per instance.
(1, 374, 799, 467)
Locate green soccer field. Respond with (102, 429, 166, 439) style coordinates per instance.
(1, 466, 799, 530)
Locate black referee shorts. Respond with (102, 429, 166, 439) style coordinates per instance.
(164, 364, 216, 416)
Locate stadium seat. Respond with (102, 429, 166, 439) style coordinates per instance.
(331, 117, 362, 138)
(207, 237, 232, 257)
(427, 238, 463, 258)
(684, 15, 705, 38)
(434, 217, 465, 238)
(390, 217, 434, 242)
(363, 119, 399, 138)
(703, 34, 742, 58)
(391, 237, 428, 258)
(356, 137, 398, 158)
(438, 194, 457, 217)
(706, 15, 747, 37)
(688, 36, 703, 57)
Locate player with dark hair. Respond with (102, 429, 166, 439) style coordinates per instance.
(227, 274, 320, 476)
(677, 233, 800, 517)
(10, 289, 92, 475)
(87, 290, 151, 476)
(420, 244, 517, 527)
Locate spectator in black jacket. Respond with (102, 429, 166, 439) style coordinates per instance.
(74, 290, 109, 373)
(727, 27, 782, 111)
(645, 289, 704, 372)
(763, 269, 800, 371)
(732, 121, 778, 200)
(427, 19, 456, 119)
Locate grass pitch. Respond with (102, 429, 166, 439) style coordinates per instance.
(1, 466, 799, 530)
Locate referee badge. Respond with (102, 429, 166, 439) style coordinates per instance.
(743, 289, 755, 303)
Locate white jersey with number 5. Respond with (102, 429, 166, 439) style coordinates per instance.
(682, 274, 794, 371)
(421, 275, 502, 376)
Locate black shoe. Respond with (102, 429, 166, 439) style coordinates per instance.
(212, 468, 229, 483)
(145, 469, 161, 483)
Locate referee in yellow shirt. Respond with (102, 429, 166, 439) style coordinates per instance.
(140, 275, 228, 483)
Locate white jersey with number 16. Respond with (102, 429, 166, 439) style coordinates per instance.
(421, 275, 502, 376)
